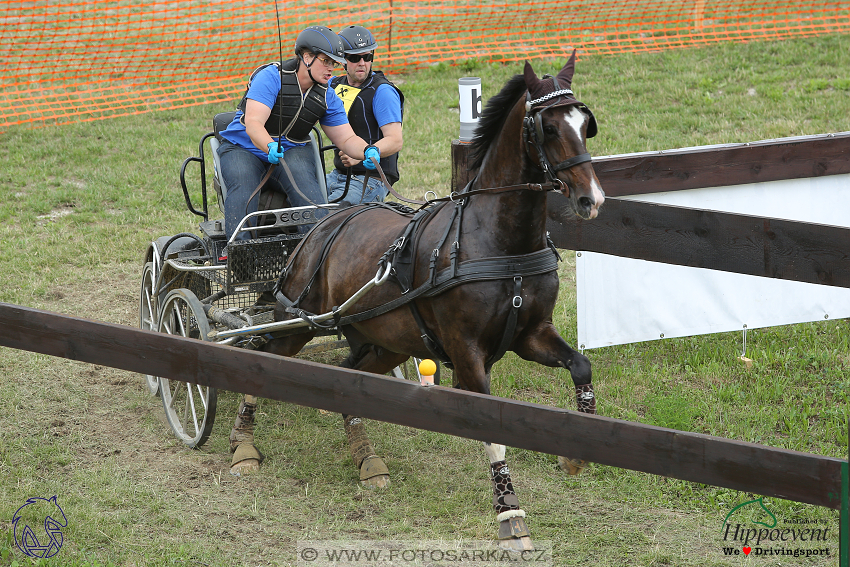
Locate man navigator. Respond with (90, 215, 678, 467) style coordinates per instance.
(327, 25, 404, 205)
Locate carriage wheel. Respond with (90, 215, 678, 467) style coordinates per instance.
(139, 261, 161, 396)
(157, 289, 218, 448)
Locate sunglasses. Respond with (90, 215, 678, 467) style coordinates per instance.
(345, 53, 374, 63)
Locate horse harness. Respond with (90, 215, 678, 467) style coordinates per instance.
(272, 86, 598, 368)
(272, 183, 561, 369)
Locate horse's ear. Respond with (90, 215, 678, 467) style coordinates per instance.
(556, 49, 577, 89)
(523, 60, 541, 92)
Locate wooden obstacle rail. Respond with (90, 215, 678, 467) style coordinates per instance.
(544, 132, 850, 286)
(450, 132, 850, 561)
(455, 133, 850, 288)
(0, 303, 845, 514)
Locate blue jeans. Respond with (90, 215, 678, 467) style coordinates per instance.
(326, 169, 388, 205)
(218, 140, 329, 241)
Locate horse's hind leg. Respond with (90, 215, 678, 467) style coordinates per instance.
(484, 442, 534, 551)
(513, 322, 596, 474)
(338, 339, 409, 488)
(229, 394, 264, 476)
(228, 333, 315, 476)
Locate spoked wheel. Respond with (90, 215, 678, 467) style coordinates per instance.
(139, 261, 161, 396)
(157, 288, 218, 448)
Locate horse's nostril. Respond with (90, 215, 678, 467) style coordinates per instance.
(578, 196, 593, 210)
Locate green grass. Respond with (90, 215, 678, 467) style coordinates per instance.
(0, 34, 848, 566)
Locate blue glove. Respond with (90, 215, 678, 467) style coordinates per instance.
(363, 145, 380, 170)
(267, 141, 284, 164)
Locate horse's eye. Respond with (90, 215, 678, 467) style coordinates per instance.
(543, 125, 557, 137)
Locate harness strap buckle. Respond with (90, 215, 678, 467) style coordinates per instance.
(512, 275, 523, 308)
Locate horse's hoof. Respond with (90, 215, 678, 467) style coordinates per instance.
(558, 456, 587, 475)
(230, 459, 260, 477)
(361, 474, 390, 489)
(359, 455, 390, 488)
(230, 443, 264, 477)
(498, 515, 533, 551)
(498, 536, 534, 552)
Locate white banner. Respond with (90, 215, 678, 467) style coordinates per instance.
(576, 173, 850, 350)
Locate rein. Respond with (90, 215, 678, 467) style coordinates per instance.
(271, 82, 596, 367)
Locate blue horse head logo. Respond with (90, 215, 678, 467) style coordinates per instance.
(12, 495, 67, 559)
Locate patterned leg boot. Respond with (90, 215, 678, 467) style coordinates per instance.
(559, 383, 596, 475)
(491, 460, 533, 551)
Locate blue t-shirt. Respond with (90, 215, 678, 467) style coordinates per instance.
(373, 82, 403, 126)
(220, 64, 348, 162)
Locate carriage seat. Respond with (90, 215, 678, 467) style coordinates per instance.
(208, 111, 328, 212)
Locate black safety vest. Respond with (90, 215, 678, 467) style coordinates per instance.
(330, 71, 404, 184)
(237, 58, 327, 144)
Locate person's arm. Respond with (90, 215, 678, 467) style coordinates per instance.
(374, 121, 402, 157)
(334, 122, 401, 167)
(369, 83, 404, 157)
(322, 123, 370, 160)
(243, 99, 276, 153)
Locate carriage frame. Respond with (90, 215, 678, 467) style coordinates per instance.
(139, 112, 427, 448)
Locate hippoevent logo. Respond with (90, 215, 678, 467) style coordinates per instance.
(720, 497, 830, 558)
(11, 496, 67, 559)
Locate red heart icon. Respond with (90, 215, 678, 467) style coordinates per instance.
(743, 547, 751, 555)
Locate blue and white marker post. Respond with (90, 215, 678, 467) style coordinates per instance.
(458, 76, 482, 142)
(452, 77, 483, 192)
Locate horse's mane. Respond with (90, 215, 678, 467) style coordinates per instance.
(468, 74, 528, 171)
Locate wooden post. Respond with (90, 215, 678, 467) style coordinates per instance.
(841, 420, 849, 567)
(451, 139, 474, 193)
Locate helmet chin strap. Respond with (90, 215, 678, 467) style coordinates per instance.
(298, 54, 326, 86)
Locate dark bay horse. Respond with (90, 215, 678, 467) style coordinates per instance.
(228, 52, 604, 550)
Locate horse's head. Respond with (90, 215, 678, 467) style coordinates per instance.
(522, 52, 604, 219)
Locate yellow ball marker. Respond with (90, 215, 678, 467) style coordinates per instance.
(418, 359, 437, 386)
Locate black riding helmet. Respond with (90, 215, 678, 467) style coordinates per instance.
(294, 26, 345, 63)
(338, 25, 377, 54)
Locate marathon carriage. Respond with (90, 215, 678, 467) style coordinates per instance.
(138, 111, 427, 448)
(140, 52, 607, 549)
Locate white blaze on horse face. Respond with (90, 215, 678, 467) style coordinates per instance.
(484, 442, 506, 464)
(562, 107, 605, 218)
(563, 106, 586, 141)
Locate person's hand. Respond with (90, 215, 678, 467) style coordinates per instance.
(267, 142, 284, 164)
(363, 145, 380, 170)
(338, 150, 361, 168)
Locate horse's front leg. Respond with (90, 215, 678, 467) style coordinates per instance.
(451, 353, 535, 550)
(484, 442, 534, 551)
(513, 321, 596, 474)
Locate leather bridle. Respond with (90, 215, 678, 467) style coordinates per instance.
(521, 84, 598, 195)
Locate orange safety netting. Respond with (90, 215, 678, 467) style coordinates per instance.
(2, 0, 848, 130)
